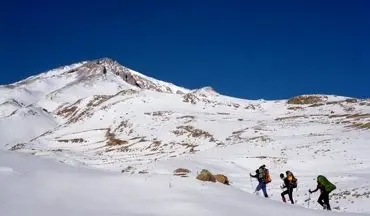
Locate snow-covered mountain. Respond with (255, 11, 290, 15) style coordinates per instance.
(0, 58, 369, 215)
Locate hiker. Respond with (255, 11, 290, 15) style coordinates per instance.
(280, 171, 297, 204)
(309, 175, 336, 210)
(250, 164, 271, 198)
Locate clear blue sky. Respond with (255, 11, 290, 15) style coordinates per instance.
(0, 0, 369, 99)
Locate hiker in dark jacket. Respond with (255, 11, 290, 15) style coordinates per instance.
(280, 172, 295, 204)
(309, 176, 334, 211)
(250, 165, 269, 198)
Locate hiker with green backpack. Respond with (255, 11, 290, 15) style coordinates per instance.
(309, 175, 336, 211)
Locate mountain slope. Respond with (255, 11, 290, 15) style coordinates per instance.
(0, 58, 369, 214)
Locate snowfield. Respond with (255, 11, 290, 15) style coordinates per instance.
(0, 58, 369, 215)
(1, 150, 368, 216)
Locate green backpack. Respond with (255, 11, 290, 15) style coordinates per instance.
(317, 175, 336, 193)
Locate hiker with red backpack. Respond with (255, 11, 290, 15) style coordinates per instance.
(250, 164, 271, 198)
(309, 175, 336, 211)
(280, 171, 297, 204)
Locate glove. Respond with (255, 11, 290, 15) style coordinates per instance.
(309, 189, 312, 194)
(280, 185, 284, 189)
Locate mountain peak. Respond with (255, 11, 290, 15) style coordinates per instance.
(68, 58, 190, 94)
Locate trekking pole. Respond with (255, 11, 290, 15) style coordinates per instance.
(249, 176, 254, 191)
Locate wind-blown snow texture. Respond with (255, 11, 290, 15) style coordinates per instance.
(0, 58, 369, 215)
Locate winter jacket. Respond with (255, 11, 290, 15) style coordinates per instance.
(250, 167, 266, 182)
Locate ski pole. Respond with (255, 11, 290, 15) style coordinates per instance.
(307, 193, 311, 208)
(250, 176, 254, 190)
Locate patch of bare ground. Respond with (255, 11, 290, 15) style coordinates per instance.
(56, 102, 93, 124)
(332, 189, 370, 201)
(308, 103, 325, 107)
(68, 109, 94, 124)
(87, 95, 112, 107)
(180, 143, 199, 153)
(314, 149, 331, 154)
(138, 170, 149, 174)
(345, 98, 358, 103)
(177, 115, 195, 120)
(347, 122, 370, 130)
(245, 155, 287, 164)
(288, 106, 305, 110)
(145, 140, 163, 151)
(246, 136, 272, 142)
(154, 111, 173, 116)
(129, 136, 148, 143)
(121, 166, 135, 174)
(346, 113, 370, 120)
(330, 113, 370, 120)
(329, 114, 350, 118)
(336, 120, 351, 125)
(173, 125, 214, 140)
(30, 130, 54, 142)
(114, 89, 138, 97)
(310, 114, 329, 117)
(144, 111, 174, 121)
(57, 138, 86, 143)
(113, 120, 132, 133)
(9, 143, 26, 151)
(275, 114, 328, 121)
(105, 128, 128, 146)
(231, 103, 240, 108)
(245, 104, 257, 110)
(56, 105, 78, 118)
(307, 133, 326, 137)
(51, 149, 63, 152)
(232, 128, 248, 135)
(173, 168, 191, 177)
(217, 112, 230, 115)
(287, 95, 327, 105)
(176, 115, 195, 123)
(227, 128, 272, 144)
(226, 128, 249, 143)
(183, 93, 199, 104)
(275, 115, 307, 121)
(326, 101, 341, 105)
(67, 96, 119, 123)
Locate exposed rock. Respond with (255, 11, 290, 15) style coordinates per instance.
(121, 166, 135, 173)
(173, 168, 191, 177)
(288, 106, 305, 110)
(57, 138, 85, 143)
(345, 98, 358, 103)
(196, 169, 216, 182)
(105, 129, 128, 146)
(183, 93, 199, 104)
(61, 57, 185, 94)
(214, 174, 230, 185)
(9, 143, 25, 151)
(173, 125, 213, 139)
(287, 95, 327, 105)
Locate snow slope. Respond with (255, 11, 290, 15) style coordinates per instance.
(0, 58, 369, 214)
(1, 150, 368, 216)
